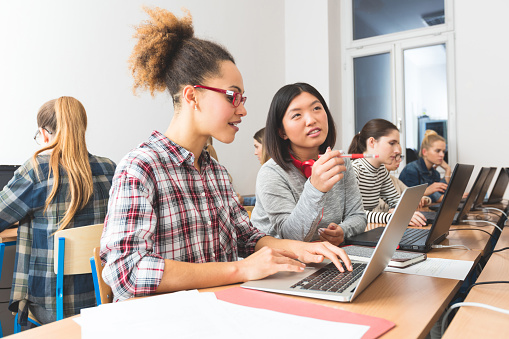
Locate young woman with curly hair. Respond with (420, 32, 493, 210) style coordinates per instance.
(100, 7, 352, 302)
(0, 97, 116, 324)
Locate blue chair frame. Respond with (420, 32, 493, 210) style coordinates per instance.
(0, 241, 16, 337)
(56, 237, 66, 320)
(90, 256, 102, 306)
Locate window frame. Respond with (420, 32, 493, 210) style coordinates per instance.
(340, 0, 457, 167)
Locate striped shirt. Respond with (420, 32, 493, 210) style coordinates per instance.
(0, 154, 116, 325)
(100, 131, 265, 302)
(352, 158, 400, 223)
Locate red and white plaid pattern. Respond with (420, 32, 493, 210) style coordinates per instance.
(101, 131, 265, 302)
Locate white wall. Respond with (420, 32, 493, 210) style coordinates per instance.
(1, 0, 508, 198)
(0, 0, 285, 195)
(285, 0, 330, 101)
(455, 0, 509, 195)
(284, 0, 343, 148)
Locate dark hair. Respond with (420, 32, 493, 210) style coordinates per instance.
(128, 7, 235, 106)
(348, 119, 399, 154)
(265, 83, 336, 171)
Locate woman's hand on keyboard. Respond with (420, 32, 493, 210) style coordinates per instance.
(409, 211, 427, 227)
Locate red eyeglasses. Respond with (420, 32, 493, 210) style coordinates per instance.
(193, 85, 247, 107)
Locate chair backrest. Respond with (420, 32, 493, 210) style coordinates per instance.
(54, 224, 104, 275)
(244, 205, 254, 219)
(92, 246, 113, 304)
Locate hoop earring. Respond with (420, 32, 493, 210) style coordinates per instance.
(194, 105, 198, 111)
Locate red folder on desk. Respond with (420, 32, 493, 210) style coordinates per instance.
(215, 287, 394, 339)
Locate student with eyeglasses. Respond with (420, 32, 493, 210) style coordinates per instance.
(100, 7, 352, 303)
(348, 119, 427, 226)
(250, 83, 366, 245)
(0, 97, 116, 325)
(373, 146, 431, 213)
(399, 130, 450, 203)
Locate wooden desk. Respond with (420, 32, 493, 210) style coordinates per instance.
(8, 252, 483, 339)
(442, 227, 509, 339)
(7, 221, 493, 339)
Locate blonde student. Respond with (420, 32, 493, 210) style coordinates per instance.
(348, 119, 427, 226)
(399, 130, 451, 203)
(250, 83, 366, 245)
(100, 8, 352, 302)
(0, 97, 116, 324)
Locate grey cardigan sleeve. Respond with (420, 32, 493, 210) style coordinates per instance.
(253, 165, 326, 241)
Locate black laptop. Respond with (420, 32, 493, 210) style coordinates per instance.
(428, 167, 490, 224)
(484, 168, 509, 204)
(0, 165, 20, 190)
(347, 164, 474, 252)
(471, 167, 497, 210)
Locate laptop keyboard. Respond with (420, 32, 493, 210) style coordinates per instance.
(400, 228, 429, 244)
(290, 262, 366, 293)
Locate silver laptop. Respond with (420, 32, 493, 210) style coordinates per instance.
(241, 184, 427, 302)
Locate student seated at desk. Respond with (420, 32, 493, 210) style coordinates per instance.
(348, 119, 426, 226)
(0, 97, 116, 325)
(100, 8, 352, 303)
(242, 128, 270, 206)
(250, 83, 366, 245)
(372, 145, 431, 212)
(399, 130, 450, 203)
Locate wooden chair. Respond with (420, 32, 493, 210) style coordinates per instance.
(54, 224, 104, 320)
(244, 205, 254, 219)
(90, 246, 113, 305)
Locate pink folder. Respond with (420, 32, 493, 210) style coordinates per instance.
(215, 287, 394, 339)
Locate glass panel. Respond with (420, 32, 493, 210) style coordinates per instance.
(403, 44, 447, 163)
(353, 0, 445, 40)
(354, 53, 392, 133)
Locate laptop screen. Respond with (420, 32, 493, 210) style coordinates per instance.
(488, 168, 509, 203)
(473, 167, 497, 209)
(0, 165, 20, 190)
(455, 167, 490, 223)
(425, 163, 474, 245)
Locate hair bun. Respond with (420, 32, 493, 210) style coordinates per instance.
(129, 7, 195, 96)
(424, 129, 438, 137)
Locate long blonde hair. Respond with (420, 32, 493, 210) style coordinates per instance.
(419, 130, 446, 157)
(32, 97, 93, 232)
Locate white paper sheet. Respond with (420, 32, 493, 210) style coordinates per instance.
(76, 290, 370, 339)
(384, 258, 474, 280)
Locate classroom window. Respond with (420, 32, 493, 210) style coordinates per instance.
(353, 53, 392, 133)
(353, 0, 445, 41)
(341, 0, 456, 168)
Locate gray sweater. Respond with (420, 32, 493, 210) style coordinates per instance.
(251, 158, 367, 242)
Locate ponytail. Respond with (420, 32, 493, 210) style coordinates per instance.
(348, 133, 365, 154)
(33, 97, 93, 233)
(348, 119, 398, 154)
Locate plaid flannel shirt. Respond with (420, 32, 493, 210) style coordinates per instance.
(0, 154, 115, 325)
(100, 131, 265, 302)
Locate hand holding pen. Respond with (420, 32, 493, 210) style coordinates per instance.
(310, 147, 346, 193)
